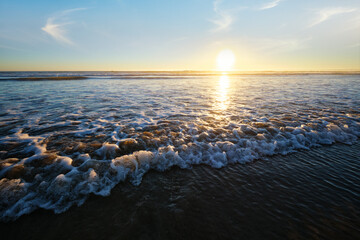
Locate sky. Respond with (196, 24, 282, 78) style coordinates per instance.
(0, 0, 359, 71)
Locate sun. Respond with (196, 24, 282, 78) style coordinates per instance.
(216, 49, 235, 71)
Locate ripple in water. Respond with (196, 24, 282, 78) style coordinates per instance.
(0, 72, 359, 223)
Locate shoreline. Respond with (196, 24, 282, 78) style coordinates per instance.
(1, 142, 359, 240)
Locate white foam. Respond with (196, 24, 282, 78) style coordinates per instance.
(96, 143, 120, 159)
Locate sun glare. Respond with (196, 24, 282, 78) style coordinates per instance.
(216, 49, 235, 72)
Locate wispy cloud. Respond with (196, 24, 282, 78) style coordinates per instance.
(42, 8, 86, 45)
(210, 0, 233, 32)
(259, 0, 283, 10)
(42, 20, 73, 45)
(309, 7, 357, 27)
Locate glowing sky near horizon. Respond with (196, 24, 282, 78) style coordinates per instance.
(0, 0, 359, 71)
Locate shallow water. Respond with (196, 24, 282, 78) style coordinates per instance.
(0, 142, 359, 240)
(0, 72, 359, 222)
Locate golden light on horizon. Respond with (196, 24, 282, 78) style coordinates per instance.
(216, 49, 236, 72)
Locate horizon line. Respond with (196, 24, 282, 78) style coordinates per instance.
(0, 69, 359, 72)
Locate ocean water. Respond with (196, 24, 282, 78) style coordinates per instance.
(0, 72, 359, 223)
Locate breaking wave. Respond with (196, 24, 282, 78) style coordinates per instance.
(0, 115, 359, 221)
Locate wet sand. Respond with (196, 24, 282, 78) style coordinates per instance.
(1, 142, 359, 240)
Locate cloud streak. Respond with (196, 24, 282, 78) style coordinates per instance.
(260, 0, 283, 10)
(42, 8, 86, 45)
(210, 0, 233, 32)
(309, 7, 357, 27)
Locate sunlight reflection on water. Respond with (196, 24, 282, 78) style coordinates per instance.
(215, 74, 230, 111)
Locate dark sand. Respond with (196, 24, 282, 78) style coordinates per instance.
(1, 142, 359, 240)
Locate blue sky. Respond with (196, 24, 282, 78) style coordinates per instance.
(0, 0, 359, 71)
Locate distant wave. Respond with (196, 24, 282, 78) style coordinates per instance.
(0, 71, 359, 81)
(0, 76, 88, 81)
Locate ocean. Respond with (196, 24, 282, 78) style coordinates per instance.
(0, 72, 359, 239)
